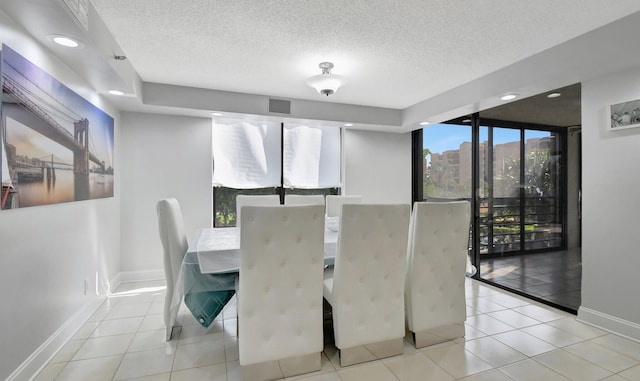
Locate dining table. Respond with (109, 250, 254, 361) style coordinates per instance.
(169, 220, 340, 328)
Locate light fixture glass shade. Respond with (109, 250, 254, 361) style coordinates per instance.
(306, 74, 345, 96)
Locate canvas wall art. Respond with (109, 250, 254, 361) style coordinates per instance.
(1, 44, 114, 209)
(610, 98, 640, 131)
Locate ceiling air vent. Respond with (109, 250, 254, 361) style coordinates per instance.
(269, 99, 291, 114)
(60, 0, 89, 31)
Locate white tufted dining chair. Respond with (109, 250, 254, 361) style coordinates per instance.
(405, 201, 471, 348)
(325, 195, 362, 218)
(156, 198, 188, 341)
(284, 194, 325, 206)
(238, 205, 325, 380)
(323, 203, 411, 366)
(235, 194, 280, 228)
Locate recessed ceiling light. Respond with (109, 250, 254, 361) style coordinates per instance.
(48, 34, 84, 48)
(462, 119, 471, 123)
(501, 94, 518, 101)
(547, 92, 561, 98)
(211, 112, 223, 117)
(344, 123, 354, 127)
(108, 90, 124, 96)
(419, 121, 431, 126)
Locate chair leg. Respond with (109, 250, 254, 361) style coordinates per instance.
(412, 323, 465, 348)
(241, 353, 321, 381)
(338, 337, 404, 367)
(165, 325, 181, 341)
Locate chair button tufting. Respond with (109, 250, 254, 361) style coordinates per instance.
(281, 261, 286, 268)
(248, 216, 254, 222)
(297, 238, 302, 243)
(265, 239, 270, 244)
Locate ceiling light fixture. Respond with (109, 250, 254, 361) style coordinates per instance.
(547, 92, 561, 98)
(306, 62, 345, 96)
(211, 112, 223, 117)
(344, 123, 354, 127)
(419, 121, 431, 126)
(501, 94, 518, 101)
(48, 34, 84, 48)
(108, 90, 124, 96)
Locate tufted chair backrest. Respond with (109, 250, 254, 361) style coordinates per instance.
(285, 194, 325, 206)
(238, 205, 325, 366)
(405, 201, 471, 333)
(332, 203, 410, 349)
(235, 194, 280, 228)
(156, 198, 188, 337)
(325, 195, 362, 218)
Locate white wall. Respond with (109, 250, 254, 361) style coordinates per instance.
(119, 112, 213, 274)
(579, 65, 640, 339)
(119, 119, 414, 276)
(0, 11, 120, 380)
(344, 129, 412, 205)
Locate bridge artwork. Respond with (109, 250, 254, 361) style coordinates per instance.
(1, 44, 114, 209)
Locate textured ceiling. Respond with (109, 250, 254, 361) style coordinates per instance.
(91, 0, 640, 109)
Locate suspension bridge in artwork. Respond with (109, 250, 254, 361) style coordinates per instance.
(1, 60, 106, 180)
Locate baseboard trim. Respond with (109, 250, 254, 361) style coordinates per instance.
(577, 306, 640, 342)
(6, 296, 105, 381)
(112, 269, 164, 292)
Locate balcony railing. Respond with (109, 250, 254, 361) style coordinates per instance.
(478, 196, 562, 255)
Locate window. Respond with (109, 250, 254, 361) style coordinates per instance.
(415, 115, 566, 257)
(213, 121, 341, 227)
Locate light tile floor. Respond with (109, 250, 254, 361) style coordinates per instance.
(34, 278, 640, 381)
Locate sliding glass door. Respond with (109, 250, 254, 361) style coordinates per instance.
(523, 130, 563, 251)
(479, 127, 522, 255)
(418, 116, 566, 257)
(478, 124, 564, 257)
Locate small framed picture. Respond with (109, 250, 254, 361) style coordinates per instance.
(610, 98, 640, 131)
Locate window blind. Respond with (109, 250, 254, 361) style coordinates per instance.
(212, 121, 281, 189)
(283, 125, 341, 188)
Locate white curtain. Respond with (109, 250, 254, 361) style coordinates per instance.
(283, 125, 341, 188)
(212, 121, 281, 189)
